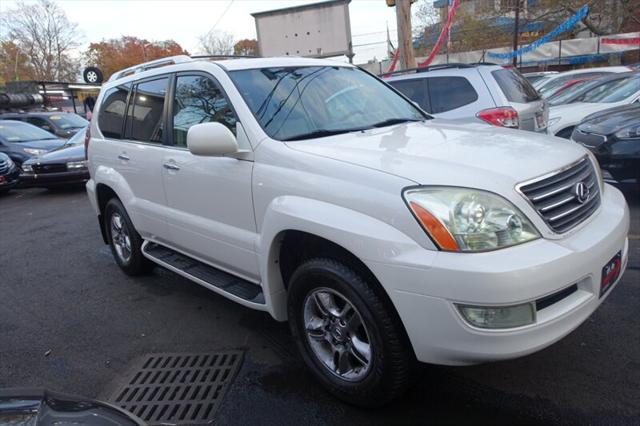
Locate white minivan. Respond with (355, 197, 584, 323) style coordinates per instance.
(86, 56, 629, 406)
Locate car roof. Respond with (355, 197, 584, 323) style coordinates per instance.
(213, 56, 353, 71)
(385, 63, 503, 81)
(0, 111, 72, 117)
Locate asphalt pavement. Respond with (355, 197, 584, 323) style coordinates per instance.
(0, 186, 639, 425)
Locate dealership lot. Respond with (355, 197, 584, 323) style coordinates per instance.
(0, 187, 639, 424)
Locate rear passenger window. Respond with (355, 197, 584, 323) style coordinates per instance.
(492, 69, 540, 103)
(98, 83, 131, 139)
(126, 78, 168, 143)
(389, 79, 430, 112)
(427, 77, 478, 113)
(172, 75, 237, 147)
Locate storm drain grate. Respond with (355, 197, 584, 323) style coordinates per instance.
(109, 351, 243, 425)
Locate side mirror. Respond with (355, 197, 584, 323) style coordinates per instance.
(187, 122, 239, 157)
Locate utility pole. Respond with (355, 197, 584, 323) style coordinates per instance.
(512, 0, 520, 68)
(395, 0, 415, 70)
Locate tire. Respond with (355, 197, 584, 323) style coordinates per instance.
(83, 66, 103, 84)
(287, 258, 414, 407)
(104, 198, 153, 275)
(555, 126, 575, 139)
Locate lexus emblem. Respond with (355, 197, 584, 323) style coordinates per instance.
(573, 182, 590, 203)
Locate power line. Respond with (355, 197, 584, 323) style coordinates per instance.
(207, 0, 234, 34)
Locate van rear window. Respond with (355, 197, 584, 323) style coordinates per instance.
(492, 69, 540, 103)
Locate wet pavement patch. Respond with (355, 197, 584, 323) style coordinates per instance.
(107, 351, 243, 425)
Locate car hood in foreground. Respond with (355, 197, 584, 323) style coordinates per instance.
(286, 120, 586, 188)
(23, 143, 84, 165)
(13, 138, 66, 151)
(576, 104, 640, 135)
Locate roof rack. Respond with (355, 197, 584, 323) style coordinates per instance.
(107, 54, 261, 82)
(380, 62, 498, 77)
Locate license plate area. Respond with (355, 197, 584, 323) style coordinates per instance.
(600, 251, 622, 297)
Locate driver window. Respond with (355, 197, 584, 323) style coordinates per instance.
(172, 75, 238, 148)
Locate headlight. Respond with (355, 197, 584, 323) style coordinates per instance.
(614, 124, 640, 139)
(21, 163, 33, 173)
(67, 160, 87, 169)
(24, 148, 47, 156)
(404, 187, 539, 252)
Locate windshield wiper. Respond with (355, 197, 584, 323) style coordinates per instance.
(282, 128, 367, 141)
(370, 118, 424, 128)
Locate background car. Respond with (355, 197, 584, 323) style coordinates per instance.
(523, 71, 557, 84)
(0, 111, 88, 138)
(542, 76, 596, 100)
(548, 73, 640, 138)
(0, 152, 20, 194)
(20, 126, 89, 188)
(385, 63, 548, 132)
(547, 71, 639, 107)
(534, 66, 632, 98)
(571, 104, 640, 187)
(0, 120, 66, 169)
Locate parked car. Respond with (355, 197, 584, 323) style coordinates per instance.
(547, 71, 639, 107)
(0, 152, 20, 194)
(523, 71, 557, 84)
(87, 56, 629, 406)
(385, 63, 548, 132)
(548, 73, 640, 137)
(543, 76, 596, 99)
(0, 111, 88, 138)
(0, 120, 66, 169)
(535, 66, 632, 98)
(20, 126, 89, 188)
(571, 104, 640, 187)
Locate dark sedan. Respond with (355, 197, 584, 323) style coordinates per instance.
(571, 104, 640, 187)
(20, 126, 89, 188)
(0, 152, 20, 194)
(0, 111, 88, 139)
(0, 121, 66, 168)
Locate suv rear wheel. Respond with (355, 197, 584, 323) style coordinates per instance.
(104, 198, 152, 275)
(287, 258, 414, 407)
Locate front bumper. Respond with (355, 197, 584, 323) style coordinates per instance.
(19, 169, 89, 188)
(368, 185, 630, 365)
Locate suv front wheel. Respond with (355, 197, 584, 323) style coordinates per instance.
(105, 198, 152, 275)
(288, 258, 414, 406)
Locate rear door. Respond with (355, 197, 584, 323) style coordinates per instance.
(95, 77, 171, 242)
(483, 67, 548, 132)
(160, 72, 258, 280)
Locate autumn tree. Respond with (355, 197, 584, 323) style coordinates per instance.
(84, 36, 188, 80)
(233, 39, 258, 56)
(0, 0, 81, 81)
(0, 40, 37, 84)
(198, 30, 235, 55)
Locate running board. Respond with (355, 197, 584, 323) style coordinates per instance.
(142, 242, 265, 305)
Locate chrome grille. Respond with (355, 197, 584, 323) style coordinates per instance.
(0, 159, 8, 174)
(518, 157, 600, 233)
(32, 163, 67, 174)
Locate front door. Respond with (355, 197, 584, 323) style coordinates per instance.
(161, 73, 258, 280)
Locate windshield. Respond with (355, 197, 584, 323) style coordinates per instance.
(584, 76, 640, 103)
(48, 113, 89, 130)
(0, 121, 59, 142)
(229, 66, 426, 141)
(547, 80, 593, 106)
(64, 126, 87, 146)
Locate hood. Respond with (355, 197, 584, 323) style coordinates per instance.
(18, 138, 66, 151)
(23, 143, 84, 165)
(576, 104, 640, 135)
(286, 120, 586, 188)
(549, 102, 620, 119)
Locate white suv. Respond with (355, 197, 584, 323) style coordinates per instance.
(86, 55, 629, 406)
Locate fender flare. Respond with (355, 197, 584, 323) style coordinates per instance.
(258, 196, 428, 320)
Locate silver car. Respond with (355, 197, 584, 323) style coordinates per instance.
(385, 64, 548, 132)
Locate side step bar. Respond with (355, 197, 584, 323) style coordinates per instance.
(142, 242, 265, 305)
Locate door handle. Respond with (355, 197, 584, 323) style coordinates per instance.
(163, 162, 180, 171)
(118, 153, 130, 161)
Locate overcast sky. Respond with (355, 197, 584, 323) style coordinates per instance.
(0, 0, 406, 63)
